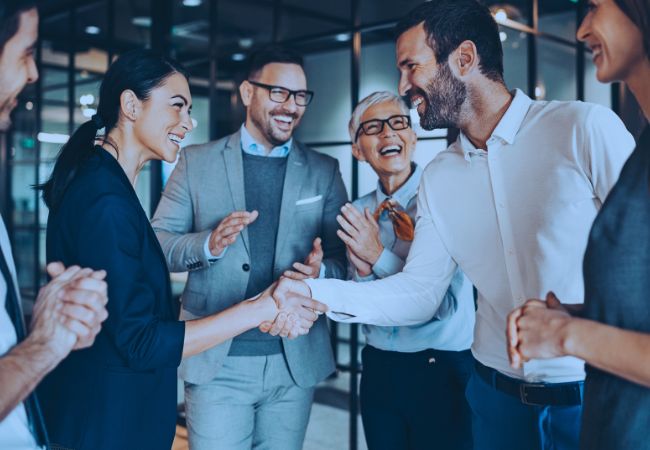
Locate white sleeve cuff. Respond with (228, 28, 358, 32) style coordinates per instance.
(204, 234, 227, 261)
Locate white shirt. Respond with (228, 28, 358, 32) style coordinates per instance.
(0, 217, 41, 450)
(307, 89, 635, 383)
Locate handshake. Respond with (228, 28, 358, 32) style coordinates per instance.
(254, 277, 328, 340)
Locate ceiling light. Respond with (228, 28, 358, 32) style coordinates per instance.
(238, 38, 253, 49)
(82, 108, 97, 118)
(494, 9, 508, 22)
(335, 33, 350, 42)
(232, 53, 246, 61)
(79, 94, 95, 106)
(132, 16, 152, 27)
(25, 101, 34, 111)
(85, 25, 101, 35)
(37, 132, 69, 144)
(183, 0, 202, 5)
(499, 31, 507, 42)
(535, 84, 546, 99)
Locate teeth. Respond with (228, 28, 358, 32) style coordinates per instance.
(168, 134, 182, 144)
(412, 97, 423, 108)
(274, 115, 293, 123)
(380, 145, 402, 155)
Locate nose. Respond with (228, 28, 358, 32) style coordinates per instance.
(380, 122, 397, 138)
(576, 12, 591, 43)
(182, 112, 193, 132)
(283, 94, 299, 113)
(398, 72, 411, 97)
(26, 55, 39, 85)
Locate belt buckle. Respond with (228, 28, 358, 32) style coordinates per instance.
(519, 383, 546, 406)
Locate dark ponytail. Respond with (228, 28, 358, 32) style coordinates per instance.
(37, 48, 188, 211)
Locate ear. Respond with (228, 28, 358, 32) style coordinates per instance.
(239, 80, 253, 107)
(119, 89, 140, 122)
(450, 40, 478, 78)
(351, 143, 366, 162)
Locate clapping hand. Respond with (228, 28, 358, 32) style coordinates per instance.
(283, 237, 324, 280)
(337, 204, 382, 277)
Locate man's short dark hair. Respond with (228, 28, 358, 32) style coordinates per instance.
(394, 0, 504, 83)
(247, 46, 304, 80)
(0, 0, 37, 54)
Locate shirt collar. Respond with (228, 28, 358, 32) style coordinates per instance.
(240, 124, 292, 158)
(375, 162, 423, 209)
(458, 88, 532, 160)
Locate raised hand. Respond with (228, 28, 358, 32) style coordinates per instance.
(336, 204, 383, 267)
(507, 292, 572, 369)
(259, 277, 328, 339)
(208, 210, 258, 257)
(284, 237, 324, 280)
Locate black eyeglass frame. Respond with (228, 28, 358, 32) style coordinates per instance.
(247, 80, 314, 106)
(354, 114, 412, 142)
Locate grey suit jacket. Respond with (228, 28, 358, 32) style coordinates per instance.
(152, 130, 347, 387)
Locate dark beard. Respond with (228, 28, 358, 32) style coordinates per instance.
(418, 62, 467, 130)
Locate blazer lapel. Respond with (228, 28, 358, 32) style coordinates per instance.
(274, 142, 307, 268)
(222, 131, 251, 255)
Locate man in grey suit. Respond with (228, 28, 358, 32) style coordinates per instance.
(152, 46, 348, 450)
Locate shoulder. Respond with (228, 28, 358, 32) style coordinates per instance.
(352, 191, 376, 210)
(528, 99, 620, 128)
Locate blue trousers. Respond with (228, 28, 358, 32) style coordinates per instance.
(465, 362, 583, 450)
(360, 346, 473, 450)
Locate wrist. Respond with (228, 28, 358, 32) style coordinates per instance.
(368, 245, 384, 266)
(560, 317, 581, 357)
(18, 335, 66, 373)
(245, 293, 278, 324)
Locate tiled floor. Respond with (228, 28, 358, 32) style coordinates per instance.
(172, 402, 367, 450)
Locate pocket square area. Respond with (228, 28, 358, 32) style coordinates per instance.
(295, 195, 323, 205)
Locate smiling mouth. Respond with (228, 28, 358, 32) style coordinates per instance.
(168, 133, 184, 146)
(379, 144, 403, 156)
(273, 114, 295, 129)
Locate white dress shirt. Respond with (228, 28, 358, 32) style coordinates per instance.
(307, 89, 635, 383)
(0, 217, 41, 450)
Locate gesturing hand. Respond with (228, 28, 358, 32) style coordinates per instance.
(336, 204, 383, 267)
(506, 292, 572, 369)
(284, 237, 323, 280)
(208, 210, 259, 257)
(258, 277, 328, 339)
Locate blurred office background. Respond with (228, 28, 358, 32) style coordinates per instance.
(1, 1, 645, 449)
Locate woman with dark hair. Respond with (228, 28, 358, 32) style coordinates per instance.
(508, 0, 650, 448)
(36, 49, 325, 450)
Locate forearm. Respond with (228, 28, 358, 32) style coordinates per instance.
(182, 296, 277, 358)
(0, 338, 63, 421)
(564, 318, 650, 387)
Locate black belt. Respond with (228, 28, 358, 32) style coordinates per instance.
(474, 361, 583, 407)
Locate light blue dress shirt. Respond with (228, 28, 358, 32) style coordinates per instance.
(351, 163, 474, 352)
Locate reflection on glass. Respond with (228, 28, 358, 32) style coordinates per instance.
(501, 26, 528, 93)
(539, 3, 577, 42)
(538, 38, 577, 101)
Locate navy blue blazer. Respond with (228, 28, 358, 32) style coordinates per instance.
(39, 147, 185, 450)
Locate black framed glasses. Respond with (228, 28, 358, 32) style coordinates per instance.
(354, 115, 412, 142)
(247, 80, 314, 106)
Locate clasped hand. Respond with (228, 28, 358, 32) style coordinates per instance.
(258, 278, 327, 339)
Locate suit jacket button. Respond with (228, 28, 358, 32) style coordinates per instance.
(242, 263, 250, 272)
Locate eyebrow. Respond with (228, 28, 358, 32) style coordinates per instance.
(171, 94, 191, 107)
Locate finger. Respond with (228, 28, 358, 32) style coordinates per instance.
(50, 265, 84, 283)
(46, 262, 66, 278)
(341, 203, 365, 223)
(336, 229, 361, 250)
(521, 299, 547, 314)
(268, 313, 287, 336)
(336, 214, 360, 237)
(297, 317, 316, 330)
(259, 321, 273, 333)
(60, 289, 108, 321)
(61, 316, 93, 341)
(292, 262, 314, 276)
(280, 314, 297, 338)
(89, 269, 107, 281)
(74, 323, 101, 350)
(506, 308, 523, 367)
(312, 237, 322, 253)
(68, 276, 107, 295)
(296, 306, 318, 322)
(364, 208, 379, 227)
(60, 303, 99, 329)
(299, 296, 328, 313)
(546, 291, 562, 309)
(282, 270, 308, 281)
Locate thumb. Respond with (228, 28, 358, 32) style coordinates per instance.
(546, 291, 562, 309)
(46, 262, 66, 278)
(312, 237, 322, 254)
(365, 208, 378, 225)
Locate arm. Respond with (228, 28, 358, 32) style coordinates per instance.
(508, 293, 650, 387)
(302, 174, 458, 326)
(151, 149, 212, 272)
(319, 160, 349, 279)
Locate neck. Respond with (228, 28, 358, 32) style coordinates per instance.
(245, 119, 278, 155)
(625, 58, 650, 122)
(103, 127, 153, 186)
(459, 81, 513, 150)
(379, 165, 413, 196)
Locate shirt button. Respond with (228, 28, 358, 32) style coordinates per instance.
(242, 263, 250, 272)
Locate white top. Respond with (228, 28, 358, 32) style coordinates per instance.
(0, 217, 41, 449)
(307, 89, 635, 383)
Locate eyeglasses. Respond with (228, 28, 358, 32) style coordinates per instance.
(247, 80, 314, 106)
(355, 115, 411, 142)
(373, 199, 414, 242)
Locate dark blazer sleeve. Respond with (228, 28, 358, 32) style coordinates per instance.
(320, 159, 348, 280)
(75, 193, 185, 371)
